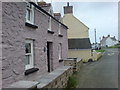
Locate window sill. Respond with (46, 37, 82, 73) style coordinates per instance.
(59, 59, 63, 62)
(25, 68, 39, 75)
(25, 22, 38, 29)
(48, 30, 54, 34)
(58, 34, 63, 37)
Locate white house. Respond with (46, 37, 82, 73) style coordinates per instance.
(100, 35, 118, 47)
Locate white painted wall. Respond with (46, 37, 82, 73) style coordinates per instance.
(102, 37, 118, 47)
(101, 41, 106, 47)
(106, 37, 114, 47)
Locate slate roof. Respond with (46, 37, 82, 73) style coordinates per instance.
(38, 3, 51, 13)
(30, 2, 68, 29)
(111, 37, 117, 41)
(68, 38, 91, 49)
(100, 36, 117, 43)
(100, 37, 107, 43)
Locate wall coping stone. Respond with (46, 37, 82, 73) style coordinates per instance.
(8, 80, 39, 88)
(64, 58, 82, 62)
(7, 66, 72, 89)
(37, 66, 72, 88)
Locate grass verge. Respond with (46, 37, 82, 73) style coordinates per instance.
(108, 46, 120, 48)
(65, 72, 78, 89)
(95, 49, 105, 52)
(115, 43, 120, 46)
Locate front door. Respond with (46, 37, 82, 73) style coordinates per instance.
(47, 42, 53, 72)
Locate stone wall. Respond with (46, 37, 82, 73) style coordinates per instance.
(0, 2, 2, 90)
(4, 57, 85, 89)
(6, 66, 73, 89)
(37, 66, 73, 88)
(64, 58, 83, 72)
(2, 2, 68, 88)
(92, 50, 102, 61)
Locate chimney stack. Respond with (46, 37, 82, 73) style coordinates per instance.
(108, 35, 110, 37)
(64, 2, 73, 14)
(38, 0, 47, 6)
(54, 13, 61, 21)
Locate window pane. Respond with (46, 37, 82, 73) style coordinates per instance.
(25, 55, 30, 65)
(25, 43, 31, 53)
(27, 9, 31, 21)
(58, 44, 62, 59)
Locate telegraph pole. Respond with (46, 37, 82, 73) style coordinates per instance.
(94, 29, 97, 49)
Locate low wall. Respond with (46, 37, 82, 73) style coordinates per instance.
(6, 66, 73, 89)
(92, 50, 102, 61)
(64, 58, 83, 72)
(37, 66, 73, 88)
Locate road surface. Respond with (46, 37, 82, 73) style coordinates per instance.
(78, 48, 118, 88)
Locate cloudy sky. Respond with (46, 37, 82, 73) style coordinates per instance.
(41, 0, 118, 43)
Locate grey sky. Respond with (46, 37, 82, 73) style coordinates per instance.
(43, 1, 118, 43)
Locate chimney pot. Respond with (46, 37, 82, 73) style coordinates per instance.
(67, 2, 69, 6)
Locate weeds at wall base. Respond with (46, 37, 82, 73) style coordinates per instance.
(65, 72, 78, 90)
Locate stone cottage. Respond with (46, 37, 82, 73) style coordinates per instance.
(62, 3, 92, 62)
(2, 1, 68, 88)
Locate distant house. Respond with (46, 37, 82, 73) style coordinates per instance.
(2, 1, 68, 88)
(100, 35, 118, 47)
(62, 3, 92, 62)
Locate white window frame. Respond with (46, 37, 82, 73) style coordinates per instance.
(58, 43, 62, 60)
(26, 2, 35, 24)
(48, 17, 52, 31)
(25, 40, 34, 70)
(58, 24, 61, 34)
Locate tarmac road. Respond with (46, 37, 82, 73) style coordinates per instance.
(78, 48, 118, 88)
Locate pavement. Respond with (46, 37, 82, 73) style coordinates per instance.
(78, 48, 119, 88)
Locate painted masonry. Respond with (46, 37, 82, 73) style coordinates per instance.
(62, 3, 92, 62)
(2, 2, 68, 88)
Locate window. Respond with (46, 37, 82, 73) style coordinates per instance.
(25, 40, 34, 70)
(58, 43, 62, 60)
(58, 24, 61, 34)
(26, 3, 34, 24)
(48, 17, 51, 31)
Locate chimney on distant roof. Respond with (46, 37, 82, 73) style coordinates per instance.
(103, 36, 105, 38)
(37, 0, 47, 6)
(64, 2, 73, 14)
(108, 35, 110, 37)
(54, 13, 61, 21)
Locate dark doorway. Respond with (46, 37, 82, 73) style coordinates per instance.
(47, 42, 53, 72)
